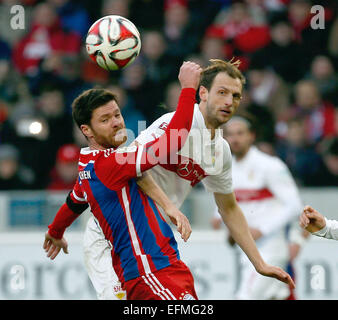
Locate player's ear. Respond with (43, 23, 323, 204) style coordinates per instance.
(199, 85, 208, 102)
(80, 124, 93, 139)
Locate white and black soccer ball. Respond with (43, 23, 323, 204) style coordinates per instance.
(85, 15, 141, 71)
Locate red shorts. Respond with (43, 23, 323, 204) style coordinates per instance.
(124, 260, 198, 300)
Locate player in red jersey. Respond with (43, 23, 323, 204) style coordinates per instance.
(43, 61, 201, 300)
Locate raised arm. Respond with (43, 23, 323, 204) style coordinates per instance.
(214, 192, 295, 289)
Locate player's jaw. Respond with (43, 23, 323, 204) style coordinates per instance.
(92, 125, 127, 149)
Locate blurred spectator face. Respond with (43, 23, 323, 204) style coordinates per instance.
(142, 31, 166, 61)
(270, 22, 294, 46)
(32, 3, 57, 28)
(201, 37, 225, 61)
(311, 56, 335, 80)
(230, 3, 250, 23)
(285, 119, 306, 147)
(295, 81, 321, 109)
(0, 145, 19, 180)
(121, 63, 146, 90)
(48, 0, 68, 8)
(164, 2, 189, 28)
(0, 159, 18, 179)
(102, 0, 130, 17)
(248, 69, 265, 87)
(288, 0, 311, 24)
(39, 89, 65, 118)
(55, 144, 80, 183)
(223, 119, 255, 158)
(165, 81, 181, 111)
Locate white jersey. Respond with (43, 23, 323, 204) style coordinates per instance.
(214, 146, 303, 299)
(83, 104, 234, 300)
(313, 218, 338, 240)
(136, 104, 233, 207)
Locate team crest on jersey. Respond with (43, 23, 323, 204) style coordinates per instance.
(179, 291, 195, 300)
(113, 284, 126, 300)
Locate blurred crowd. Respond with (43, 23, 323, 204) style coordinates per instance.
(0, 0, 337, 190)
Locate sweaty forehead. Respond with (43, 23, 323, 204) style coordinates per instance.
(212, 72, 242, 93)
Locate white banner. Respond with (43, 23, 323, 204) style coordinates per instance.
(0, 231, 337, 300)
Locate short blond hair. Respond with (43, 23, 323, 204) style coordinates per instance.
(200, 58, 246, 90)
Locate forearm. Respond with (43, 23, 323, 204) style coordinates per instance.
(136, 172, 175, 212)
(48, 203, 80, 239)
(220, 204, 265, 271)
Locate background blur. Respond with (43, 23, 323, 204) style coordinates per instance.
(0, 0, 337, 300)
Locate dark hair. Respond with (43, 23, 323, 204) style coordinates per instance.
(72, 88, 118, 128)
(200, 58, 246, 91)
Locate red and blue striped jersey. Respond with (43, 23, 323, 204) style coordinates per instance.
(73, 147, 180, 282)
(67, 88, 196, 283)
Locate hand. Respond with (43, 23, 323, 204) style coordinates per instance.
(299, 205, 326, 233)
(165, 206, 192, 242)
(178, 61, 203, 90)
(256, 262, 295, 289)
(43, 231, 69, 260)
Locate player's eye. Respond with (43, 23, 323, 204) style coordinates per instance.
(101, 118, 108, 123)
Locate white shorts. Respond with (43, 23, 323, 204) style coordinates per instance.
(235, 247, 290, 300)
(83, 216, 127, 300)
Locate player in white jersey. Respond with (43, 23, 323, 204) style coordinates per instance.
(83, 59, 295, 300)
(211, 115, 304, 300)
(300, 205, 338, 240)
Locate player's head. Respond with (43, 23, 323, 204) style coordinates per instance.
(223, 114, 255, 159)
(72, 88, 127, 149)
(198, 59, 246, 128)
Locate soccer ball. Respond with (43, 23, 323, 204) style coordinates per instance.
(85, 15, 141, 71)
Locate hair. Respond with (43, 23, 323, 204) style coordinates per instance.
(72, 88, 118, 129)
(200, 58, 246, 91)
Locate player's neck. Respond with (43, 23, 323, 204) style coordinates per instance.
(199, 104, 218, 139)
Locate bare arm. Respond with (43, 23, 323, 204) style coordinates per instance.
(136, 172, 192, 242)
(214, 192, 295, 288)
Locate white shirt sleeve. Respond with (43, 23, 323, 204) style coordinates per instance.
(312, 218, 338, 240)
(201, 141, 233, 195)
(259, 157, 303, 236)
(135, 112, 174, 145)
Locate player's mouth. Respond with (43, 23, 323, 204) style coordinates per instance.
(219, 109, 232, 116)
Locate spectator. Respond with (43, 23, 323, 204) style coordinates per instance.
(310, 137, 338, 186)
(162, 0, 201, 60)
(246, 61, 290, 119)
(12, 2, 81, 75)
(276, 117, 323, 186)
(164, 81, 181, 112)
(288, 0, 334, 69)
(47, 0, 91, 38)
(47, 143, 80, 190)
(140, 30, 179, 90)
(288, 80, 336, 145)
(101, 0, 130, 18)
(251, 13, 306, 83)
(305, 55, 338, 105)
(208, 1, 270, 68)
(0, 144, 36, 190)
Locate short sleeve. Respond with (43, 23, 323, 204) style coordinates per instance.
(202, 141, 233, 194)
